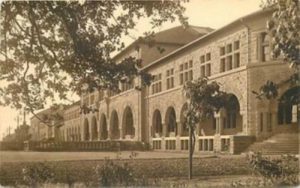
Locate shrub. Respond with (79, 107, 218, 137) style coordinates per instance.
(93, 151, 156, 187)
(95, 159, 135, 186)
(22, 162, 54, 187)
(244, 152, 299, 186)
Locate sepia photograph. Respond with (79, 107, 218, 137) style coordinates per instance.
(0, 0, 299, 187)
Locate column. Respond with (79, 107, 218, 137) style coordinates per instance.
(176, 121, 181, 150)
(162, 122, 167, 137)
(177, 122, 182, 137)
(98, 126, 101, 141)
(88, 117, 92, 141)
(213, 108, 225, 152)
(120, 128, 123, 140)
(161, 123, 166, 150)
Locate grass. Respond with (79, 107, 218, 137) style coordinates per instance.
(0, 155, 252, 186)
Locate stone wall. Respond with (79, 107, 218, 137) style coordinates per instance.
(230, 135, 256, 154)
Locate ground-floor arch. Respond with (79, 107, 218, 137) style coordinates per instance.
(110, 110, 120, 139)
(278, 86, 300, 125)
(152, 109, 162, 137)
(91, 116, 98, 140)
(100, 114, 108, 140)
(165, 106, 177, 137)
(180, 103, 189, 136)
(122, 106, 135, 139)
(83, 118, 89, 141)
(220, 94, 243, 135)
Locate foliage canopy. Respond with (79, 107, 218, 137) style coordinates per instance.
(256, 0, 300, 99)
(0, 1, 187, 111)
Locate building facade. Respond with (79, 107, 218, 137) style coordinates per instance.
(34, 9, 299, 153)
(61, 101, 81, 141)
(30, 105, 65, 141)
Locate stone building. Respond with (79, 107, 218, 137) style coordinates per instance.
(56, 9, 299, 153)
(60, 101, 81, 141)
(30, 105, 65, 141)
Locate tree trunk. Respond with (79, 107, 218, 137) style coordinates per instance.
(188, 126, 193, 180)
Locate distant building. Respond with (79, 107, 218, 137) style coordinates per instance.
(30, 105, 65, 141)
(60, 101, 81, 141)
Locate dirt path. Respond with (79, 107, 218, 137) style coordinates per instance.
(0, 151, 239, 163)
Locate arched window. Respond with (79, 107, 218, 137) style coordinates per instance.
(278, 87, 300, 125)
(180, 103, 189, 136)
(110, 110, 120, 139)
(122, 107, 135, 138)
(225, 95, 240, 129)
(152, 110, 162, 137)
(91, 116, 98, 140)
(165, 107, 177, 137)
(100, 114, 108, 140)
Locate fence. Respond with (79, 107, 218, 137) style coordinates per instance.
(0, 140, 149, 151)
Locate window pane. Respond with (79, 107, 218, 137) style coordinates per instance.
(184, 62, 188, 69)
(189, 70, 193, 81)
(234, 40, 240, 50)
(158, 82, 162, 92)
(262, 46, 270, 62)
(206, 64, 211, 76)
(234, 53, 240, 68)
(184, 72, 188, 81)
(201, 66, 205, 77)
(166, 79, 170, 89)
(201, 55, 205, 63)
(227, 44, 232, 53)
(180, 73, 183, 85)
(189, 60, 193, 68)
(206, 53, 211, 61)
(227, 56, 233, 70)
(220, 47, 225, 56)
(220, 58, 226, 72)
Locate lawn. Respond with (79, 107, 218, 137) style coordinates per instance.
(0, 155, 252, 186)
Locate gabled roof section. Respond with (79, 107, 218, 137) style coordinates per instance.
(150, 25, 214, 45)
(113, 25, 214, 62)
(30, 104, 67, 120)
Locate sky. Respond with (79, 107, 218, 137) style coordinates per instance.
(0, 0, 262, 140)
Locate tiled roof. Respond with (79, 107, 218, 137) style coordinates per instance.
(150, 25, 214, 45)
(113, 25, 214, 61)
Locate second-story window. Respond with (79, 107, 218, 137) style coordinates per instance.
(200, 52, 212, 77)
(261, 32, 270, 62)
(179, 60, 193, 85)
(152, 73, 162, 94)
(166, 68, 174, 89)
(121, 79, 134, 92)
(220, 40, 240, 73)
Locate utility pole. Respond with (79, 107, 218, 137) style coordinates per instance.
(23, 109, 27, 126)
(17, 116, 19, 128)
(188, 125, 193, 180)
